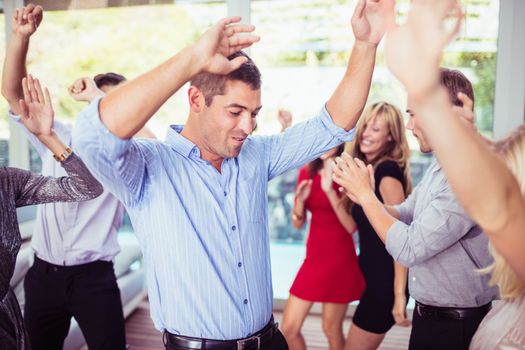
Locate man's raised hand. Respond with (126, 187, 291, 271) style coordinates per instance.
(192, 17, 260, 75)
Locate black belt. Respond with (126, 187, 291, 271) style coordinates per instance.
(164, 317, 277, 350)
(32, 256, 112, 273)
(415, 301, 491, 320)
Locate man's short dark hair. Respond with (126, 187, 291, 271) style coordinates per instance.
(93, 72, 127, 89)
(440, 68, 475, 108)
(190, 51, 261, 106)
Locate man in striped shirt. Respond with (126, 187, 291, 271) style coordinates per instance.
(74, 1, 393, 348)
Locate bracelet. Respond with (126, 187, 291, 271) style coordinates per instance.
(53, 147, 73, 162)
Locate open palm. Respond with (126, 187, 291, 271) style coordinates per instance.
(19, 75, 54, 137)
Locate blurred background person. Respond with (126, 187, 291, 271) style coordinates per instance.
(282, 143, 364, 350)
(1, 5, 154, 349)
(1, 74, 103, 350)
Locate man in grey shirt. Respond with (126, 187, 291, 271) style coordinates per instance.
(333, 69, 498, 350)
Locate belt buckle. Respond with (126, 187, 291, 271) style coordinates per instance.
(237, 334, 261, 350)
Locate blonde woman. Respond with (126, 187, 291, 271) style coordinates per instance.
(469, 125, 525, 349)
(343, 102, 411, 350)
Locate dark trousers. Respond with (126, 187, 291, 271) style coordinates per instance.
(408, 304, 489, 350)
(23, 257, 126, 350)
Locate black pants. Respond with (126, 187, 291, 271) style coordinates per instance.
(164, 328, 289, 350)
(23, 257, 126, 350)
(408, 305, 489, 350)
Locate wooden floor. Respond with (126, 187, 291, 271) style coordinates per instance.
(125, 300, 411, 350)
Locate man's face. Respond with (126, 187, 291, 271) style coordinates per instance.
(406, 96, 432, 153)
(199, 80, 262, 160)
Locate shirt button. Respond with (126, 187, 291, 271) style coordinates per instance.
(243, 299, 248, 305)
(232, 225, 236, 231)
(224, 191, 227, 196)
(412, 277, 416, 281)
(238, 262, 242, 267)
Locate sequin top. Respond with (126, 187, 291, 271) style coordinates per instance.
(0, 153, 103, 349)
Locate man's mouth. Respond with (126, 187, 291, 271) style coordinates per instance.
(232, 136, 246, 145)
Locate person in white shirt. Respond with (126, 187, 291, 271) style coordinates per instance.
(1, 5, 153, 349)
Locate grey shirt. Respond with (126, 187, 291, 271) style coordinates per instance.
(0, 154, 102, 350)
(386, 159, 498, 308)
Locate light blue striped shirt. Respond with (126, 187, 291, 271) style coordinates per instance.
(73, 97, 355, 339)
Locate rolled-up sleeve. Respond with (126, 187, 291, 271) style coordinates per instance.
(264, 104, 356, 179)
(72, 97, 147, 207)
(394, 188, 418, 224)
(385, 187, 476, 267)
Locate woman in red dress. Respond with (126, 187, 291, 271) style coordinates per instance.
(281, 144, 365, 350)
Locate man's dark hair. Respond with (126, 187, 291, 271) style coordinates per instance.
(440, 68, 475, 108)
(93, 72, 127, 89)
(190, 51, 261, 106)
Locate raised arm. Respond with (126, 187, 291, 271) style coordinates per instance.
(292, 178, 312, 229)
(14, 75, 102, 206)
(68, 77, 105, 103)
(99, 17, 259, 139)
(326, 0, 394, 131)
(385, 0, 525, 281)
(1, 4, 42, 115)
(68, 77, 156, 139)
(18, 75, 69, 156)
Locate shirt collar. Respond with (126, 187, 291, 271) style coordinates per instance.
(428, 156, 442, 174)
(165, 124, 200, 158)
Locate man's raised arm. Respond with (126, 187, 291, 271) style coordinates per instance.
(384, 0, 525, 281)
(99, 17, 259, 139)
(326, 0, 394, 131)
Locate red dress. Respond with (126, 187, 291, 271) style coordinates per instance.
(289, 167, 365, 303)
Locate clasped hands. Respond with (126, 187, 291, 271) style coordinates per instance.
(332, 153, 376, 205)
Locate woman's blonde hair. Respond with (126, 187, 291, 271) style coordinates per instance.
(482, 124, 525, 300)
(346, 102, 412, 195)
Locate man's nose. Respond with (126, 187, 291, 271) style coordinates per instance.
(406, 118, 414, 130)
(238, 114, 254, 134)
